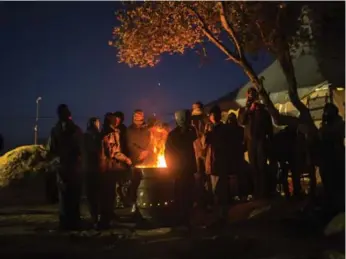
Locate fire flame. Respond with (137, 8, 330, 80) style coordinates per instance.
(136, 123, 168, 168)
(155, 147, 167, 168)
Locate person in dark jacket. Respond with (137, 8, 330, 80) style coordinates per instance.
(83, 117, 102, 225)
(165, 109, 197, 227)
(226, 112, 251, 200)
(47, 104, 83, 230)
(204, 105, 233, 224)
(112, 111, 131, 208)
(126, 109, 151, 217)
(272, 125, 300, 198)
(319, 103, 345, 214)
(99, 112, 132, 229)
(238, 87, 273, 199)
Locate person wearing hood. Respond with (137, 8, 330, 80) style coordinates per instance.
(83, 117, 102, 226)
(126, 109, 151, 218)
(319, 103, 345, 214)
(47, 104, 83, 231)
(238, 87, 273, 199)
(203, 105, 232, 225)
(98, 112, 132, 229)
(165, 109, 197, 227)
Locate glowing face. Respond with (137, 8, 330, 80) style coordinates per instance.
(114, 117, 121, 126)
(95, 120, 101, 131)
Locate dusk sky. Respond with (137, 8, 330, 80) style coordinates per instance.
(0, 2, 273, 151)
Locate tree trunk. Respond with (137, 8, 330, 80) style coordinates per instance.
(277, 47, 318, 136)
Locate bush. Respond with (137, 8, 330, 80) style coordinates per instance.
(0, 145, 58, 207)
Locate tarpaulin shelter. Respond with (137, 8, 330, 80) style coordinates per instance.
(205, 49, 344, 123)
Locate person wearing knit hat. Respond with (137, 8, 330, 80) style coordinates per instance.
(47, 104, 83, 231)
(126, 109, 151, 219)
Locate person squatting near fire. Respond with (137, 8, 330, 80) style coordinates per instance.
(238, 87, 274, 199)
(47, 104, 83, 231)
(165, 109, 198, 228)
(126, 109, 151, 221)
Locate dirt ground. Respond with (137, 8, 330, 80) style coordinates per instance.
(0, 198, 344, 259)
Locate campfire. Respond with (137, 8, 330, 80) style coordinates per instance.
(135, 122, 169, 168)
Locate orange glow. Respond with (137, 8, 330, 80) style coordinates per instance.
(136, 123, 169, 168)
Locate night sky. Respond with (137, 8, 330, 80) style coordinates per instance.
(0, 1, 273, 151)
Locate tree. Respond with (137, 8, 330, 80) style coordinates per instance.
(110, 1, 317, 129)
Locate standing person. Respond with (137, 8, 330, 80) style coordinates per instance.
(226, 112, 251, 201)
(191, 102, 209, 209)
(83, 117, 102, 226)
(112, 111, 131, 208)
(165, 109, 197, 228)
(47, 104, 83, 231)
(126, 109, 151, 219)
(319, 103, 345, 215)
(204, 105, 232, 225)
(238, 87, 273, 199)
(99, 113, 132, 229)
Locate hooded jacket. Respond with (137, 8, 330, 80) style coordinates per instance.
(165, 110, 197, 176)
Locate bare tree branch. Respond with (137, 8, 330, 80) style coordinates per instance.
(187, 5, 241, 65)
(219, 1, 243, 60)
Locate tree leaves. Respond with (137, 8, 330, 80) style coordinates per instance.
(110, 1, 312, 69)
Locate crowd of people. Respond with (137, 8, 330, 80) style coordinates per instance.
(45, 86, 345, 231)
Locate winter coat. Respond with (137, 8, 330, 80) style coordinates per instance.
(126, 123, 151, 165)
(165, 126, 197, 177)
(191, 114, 207, 161)
(47, 120, 83, 182)
(228, 124, 245, 169)
(82, 129, 102, 173)
(238, 103, 273, 143)
(101, 126, 131, 172)
(203, 123, 233, 177)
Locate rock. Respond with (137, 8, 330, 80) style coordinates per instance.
(324, 212, 345, 236)
(248, 204, 272, 219)
(322, 250, 345, 259)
